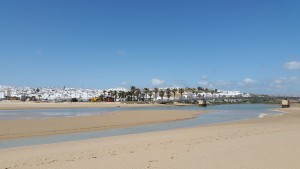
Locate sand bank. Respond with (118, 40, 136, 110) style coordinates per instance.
(0, 110, 205, 140)
(0, 101, 166, 110)
(1, 105, 300, 169)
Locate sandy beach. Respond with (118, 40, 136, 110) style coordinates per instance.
(1, 104, 300, 169)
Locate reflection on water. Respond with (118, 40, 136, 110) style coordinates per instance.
(0, 104, 280, 149)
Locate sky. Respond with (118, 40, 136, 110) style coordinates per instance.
(0, 0, 300, 95)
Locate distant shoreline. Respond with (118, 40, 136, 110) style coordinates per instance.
(0, 100, 285, 110)
(0, 101, 171, 110)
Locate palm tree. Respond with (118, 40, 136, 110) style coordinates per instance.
(166, 88, 171, 100)
(171, 88, 177, 100)
(135, 88, 141, 101)
(143, 88, 150, 101)
(159, 90, 165, 100)
(178, 88, 184, 100)
(153, 88, 159, 101)
(130, 86, 136, 101)
(118, 91, 124, 100)
(148, 91, 153, 101)
(113, 90, 117, 101)
(125, 91, 132, 101)
(38, 94, 42, 101)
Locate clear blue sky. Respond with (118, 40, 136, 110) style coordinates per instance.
(1, 0, 300, 95)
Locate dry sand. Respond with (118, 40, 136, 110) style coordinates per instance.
(0, 110, 204, 140)
(1, 104, 300, 169)
(0, 101, 165, 110)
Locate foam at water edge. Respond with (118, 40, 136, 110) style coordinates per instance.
(272, 109, 288, 114)
(259, 113, 268, 118)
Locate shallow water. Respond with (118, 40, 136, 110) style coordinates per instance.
(0, 104, 280, 149)
(0, 104, 278, 120)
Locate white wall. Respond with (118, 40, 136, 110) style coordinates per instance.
(0, 91, 5, 99)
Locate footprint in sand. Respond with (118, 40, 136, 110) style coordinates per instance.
(48, 159, 58, 164)
(148, 160, 158, 169)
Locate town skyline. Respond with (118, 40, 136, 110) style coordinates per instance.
(1, 83, 299, 99)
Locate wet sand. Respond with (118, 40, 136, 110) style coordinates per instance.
(1, 104, 300, 169)
(0, 110, 205, 140)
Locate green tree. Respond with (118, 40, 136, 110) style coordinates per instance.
(159, 90, 165, 100)
(191, 88, 198, 99)
(125, 91, 132, 101)
(113, 90, 117, 101)
(197, 86, 203, 92)
(171, 88, 177, 100)
(143, 88, 150, 101)
(178, 88, 184, 100)
(166, 88, 171, 100)
(153, 88, 159, 101)
(148, 91, 153, 101)
(38, 94, 42, 101)
(118, 91, 125, 100)
(130, 86, 136, 101)
(191, 88, 197, 95)
(135, 88, 141, 101)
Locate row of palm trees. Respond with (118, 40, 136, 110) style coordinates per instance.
(98, 86, 218, 102)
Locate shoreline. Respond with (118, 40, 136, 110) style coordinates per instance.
(0, 101, 172, 110)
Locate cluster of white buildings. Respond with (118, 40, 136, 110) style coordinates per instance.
(179, 90, 250, 100)
(0, 85, 251, 101)
(0, 85, 105, 101)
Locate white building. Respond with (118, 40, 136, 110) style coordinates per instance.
(0, 91, 4, 99)
(4, 89, 11, 97)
